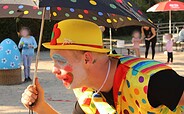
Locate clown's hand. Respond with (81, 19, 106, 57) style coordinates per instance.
(21, 78, 59, 114)
(21, 78, 45, 113)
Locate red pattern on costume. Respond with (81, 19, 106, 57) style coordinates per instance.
(113, 64, 129, 107)
(83, 98, 91, 106)
(141, 64, 170, 73)
(82, 87, 88, 92)
(50, 23, 61, 45)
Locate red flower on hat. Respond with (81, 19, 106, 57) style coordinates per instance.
(50, 23, 61, 45)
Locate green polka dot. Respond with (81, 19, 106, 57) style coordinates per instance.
(91, 103, 95, 108)
(110, 4, 117, 9)
(92, 16, 97, 20)
(37, 11, 42, 15)
(70, 0, 77, 2)
(9, 10, 14, 14)
(65, 13, 70, 17)
(128, 106, 134, 113)
(160, 108, 169, 114)
(172, 108, 176, 112)
(142, 99, 146, 104)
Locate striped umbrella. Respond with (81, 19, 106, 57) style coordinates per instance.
(147, 0, 184, 33)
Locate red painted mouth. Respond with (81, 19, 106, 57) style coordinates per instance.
(56, 72, 73, 87)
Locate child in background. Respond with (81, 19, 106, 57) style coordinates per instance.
(132, 31, 141, 57)
(18, 27, 37, 82)
(165, 33, 173, 64)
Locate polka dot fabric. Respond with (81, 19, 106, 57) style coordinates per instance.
(115, 55, 183, 114)
(0, 4, 50, 20)
(0, 0, 154, 28)
(73, 55, 184, 114)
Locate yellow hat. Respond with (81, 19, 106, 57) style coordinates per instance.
(42, 19, 110, 53)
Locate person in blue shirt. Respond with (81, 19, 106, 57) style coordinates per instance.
(18, 27, 37, 82)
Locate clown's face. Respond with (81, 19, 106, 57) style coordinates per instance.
(50, 50, 88, 89)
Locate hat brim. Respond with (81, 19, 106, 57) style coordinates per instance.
(42, 42, 110, 53)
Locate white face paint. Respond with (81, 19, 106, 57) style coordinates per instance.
(52, 54, 74, 88)
(52, 53, 88, 89)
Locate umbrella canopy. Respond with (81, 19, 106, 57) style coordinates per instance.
(0, 0, 155, 28)
(0, 4, 50, 19)
(147, 0, 184, 12)
(0, 0, 155, 85)
(147, 0, 184, 33)
(39, 0, 154, 28)
(0, 0, 39, 7)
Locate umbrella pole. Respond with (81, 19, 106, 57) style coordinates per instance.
(33, 7, 46, 85)
(169, 10, 172, 33)
(109, 28, 112, 54)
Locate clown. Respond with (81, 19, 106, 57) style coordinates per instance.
(21, 19, 184, 114)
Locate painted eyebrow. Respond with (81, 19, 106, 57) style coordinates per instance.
(52, 54, 67, 63)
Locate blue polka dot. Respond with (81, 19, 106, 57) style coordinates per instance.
(132, 70, 138, 76)
(18, 5, 24, 9)
(142, 99, 146, 104)
(118, 91, 121, 95)
(98, 12, 103, 16)
(70, 8, 75, 12)
(128, 106, 134, 113)
(147, 111, 155, 114)
(46, 7, 50, 10)
(94, 93, 101, 97)
(126, 80, 130, 88)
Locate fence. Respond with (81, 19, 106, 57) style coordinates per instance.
(156, 22, 184, 51)
(156, 22, 184, 42)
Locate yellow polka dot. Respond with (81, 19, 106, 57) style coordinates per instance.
(127, 17, 132, 21)
(113, 19, 118, 23)
(53, 12, 57, 16)
(78, 14, 83, 18)
(107, 19, 112, 23)
(89, 0, 97, 5)
(128, 2, 132, 7)
(24, 10, 29, 15)
(119, 18, 124, 22)
(148, 19, 153, 23)
(134, 88, 139, 95)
